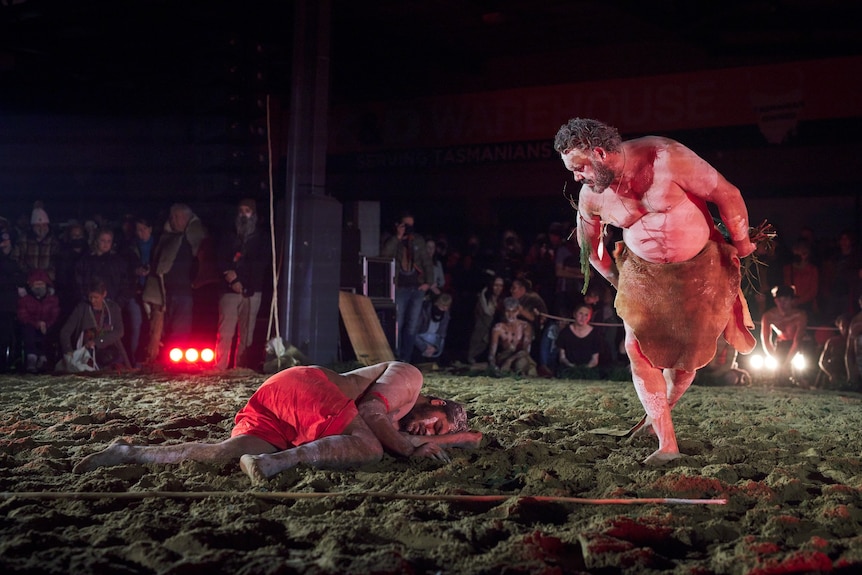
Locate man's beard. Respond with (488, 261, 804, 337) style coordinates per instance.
(235, 214, 257, 237)
(591, 163, 616, 192)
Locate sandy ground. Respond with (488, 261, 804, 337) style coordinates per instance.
(2, 367, 862, 575)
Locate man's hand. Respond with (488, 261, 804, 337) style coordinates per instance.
(411, 442, 450, 462)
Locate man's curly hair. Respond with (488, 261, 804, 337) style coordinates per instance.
(427, 396, 469, 433)
(553, 118, 622, 154)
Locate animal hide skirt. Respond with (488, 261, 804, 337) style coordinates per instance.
(614, 240, 756, 371)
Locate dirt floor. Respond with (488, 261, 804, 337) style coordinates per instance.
(2, 367, 862, 574)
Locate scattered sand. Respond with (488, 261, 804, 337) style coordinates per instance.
(2, 369, 862, 574)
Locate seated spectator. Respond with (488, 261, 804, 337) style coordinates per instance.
(466, 275, 504, 364)
(59, 278, 129, 371)
(761, 285, 809, 386)
(556, 303, 601, 374)
(413, 293, 452, 361)
(697, 337, 750, 386)
(1, 220, 25, 373)
(16, 269, 60, 373)
(817, 314, 850, 389)
(487, 297, 537, 376)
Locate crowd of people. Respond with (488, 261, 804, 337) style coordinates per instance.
(2, 198, 861, 390)
(1, 199, 269, 374)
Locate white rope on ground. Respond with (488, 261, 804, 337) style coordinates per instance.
(263, 94, 285, 368)
(0, 491, 727, 505)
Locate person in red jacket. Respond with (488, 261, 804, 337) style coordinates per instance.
(16, 269, 60, 373)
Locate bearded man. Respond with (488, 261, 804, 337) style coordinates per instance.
(215, 198, 270, 370)
(554, 118, 757, 465)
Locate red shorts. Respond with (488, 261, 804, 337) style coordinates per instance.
(231, 366, 359, 450)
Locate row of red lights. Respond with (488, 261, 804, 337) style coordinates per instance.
(168, 347, 215, 363)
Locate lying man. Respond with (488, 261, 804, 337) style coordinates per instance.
(74, 361, 482, 484)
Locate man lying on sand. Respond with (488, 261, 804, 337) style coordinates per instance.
(74, 361, 482, 484)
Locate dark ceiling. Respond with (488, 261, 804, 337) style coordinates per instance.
(2, 0, 861, 115)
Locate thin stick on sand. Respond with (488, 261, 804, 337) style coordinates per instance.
(0, 491, 726, 505)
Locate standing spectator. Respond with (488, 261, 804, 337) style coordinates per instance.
(54, 222, 90, 321)
(60, 278, 128, 371)
(846, 296, 862, 388)
(215, 199, 270, 371)
(413, 293, 453, 362)
(425, 238, 446, 296)
(523, 231, 556, 311)
(494, 229, 525, 283)
(380, 211, 435, 363)
(552, 226, 584, 317)
(74, 228, 133, 316)
(1, 220, 26, 372)
(466, 275, 505, 364)
(782, 240, 820, 322)
(124, 217, 157, 364)
(17, 269, 61, 373)
(556, 303, 602, 374)
(142, 204, 217, 363)
(821, 230, 862, 320)
(13, 202, 61, 283)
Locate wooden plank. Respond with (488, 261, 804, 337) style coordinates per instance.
(338, 292, 395, 365)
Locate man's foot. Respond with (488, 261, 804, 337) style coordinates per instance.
(643, 449, 682, 466)
(240, 454, 273, 485)
(73, 438, 134, 473)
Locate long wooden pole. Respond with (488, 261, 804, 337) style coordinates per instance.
(0, 491, 726, 505)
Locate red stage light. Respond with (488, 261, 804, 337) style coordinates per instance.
(185, 348, 199, 362)
(200, 348, 215, 362)
(169, 348, 184, 362)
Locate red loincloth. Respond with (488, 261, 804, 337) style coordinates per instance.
(614, 240, 756, 371)
(231, 366, 360, 450)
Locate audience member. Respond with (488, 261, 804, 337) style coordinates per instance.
(487, 296, 537, 376)
(17, 269, 61, 373)
(494, 229, 525, 283)
(215, 198, 270, 371)
(124, 217, 157, 364)
(142, 203, 216, 363)
(761, 285, 809, 385)
(846, 296, 862, 388)
(60, 278, 129, 371)
(697, 337, 750, 386)
(1, 221, 26, 372)
(509, 277, 547, 370)
(425, 238, 446, 297)
(782, 240, 820, 322)
(54, 222, 90, 320)
(817, 314, 850, 389)
(466, 274, 505, 364)
(13, 202, 61, 283)
(73, 228, 133, 317)
(556, 303, 602, 374)
(380, 211, 435, 363)
(821, 230, 862, 320)
(413, 293, 452, 361)
(551, 224, 584, 316)
(524, 231, 556, 311)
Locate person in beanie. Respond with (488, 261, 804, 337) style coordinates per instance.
(16, 269, 61, 373)
(1, 219, 26, 372)
(214, 198, 270, 370)
(13, 201, 62, 283)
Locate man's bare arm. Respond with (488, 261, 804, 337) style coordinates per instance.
(577, 200, 617, 287)
(403, 431, 483, 449)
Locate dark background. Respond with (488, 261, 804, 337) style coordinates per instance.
(2, 0, 861, 241)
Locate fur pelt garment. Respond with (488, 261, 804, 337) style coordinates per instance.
(614, 240, 756, 371)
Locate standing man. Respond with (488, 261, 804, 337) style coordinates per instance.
(381, 211, 435, 363)
(215, 198, 270, 371)
(554, 117, 756, 465)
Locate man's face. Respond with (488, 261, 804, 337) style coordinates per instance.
(400, 404, 451, 436)
(88, 291, 106, 307)
(135, 223, 152, 241)
(561, 148, 615, 191)
(510, 283, 525, 299)
(170, 210, 190, 232)
(95, 233, 113, 255)
(32, 223, 49, 240)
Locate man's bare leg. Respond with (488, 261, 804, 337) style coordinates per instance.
(624, 326, 681, 465)
(74, 435, 277, 473)
(240, 419, 384, 485)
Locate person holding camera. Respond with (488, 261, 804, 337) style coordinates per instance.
(381, 211, 435, 363)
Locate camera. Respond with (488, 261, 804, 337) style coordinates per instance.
(403, 224, 414, 236)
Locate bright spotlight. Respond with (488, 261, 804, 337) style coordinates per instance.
(791, 353, 806, 370)
(185, 348, 199, 362)
(750, 354, 765, 370)
(200, 348, 215, 362)
(169, 348, 184, 362)
(764, 354, 779, 370)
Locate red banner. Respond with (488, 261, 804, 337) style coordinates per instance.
(330, 56, 862, 153)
